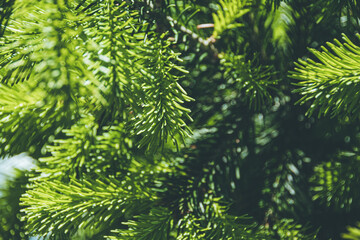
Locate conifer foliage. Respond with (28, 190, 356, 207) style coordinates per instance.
(1, 0, 360, 239)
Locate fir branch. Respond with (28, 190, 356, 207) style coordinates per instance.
(83, 0, 193, 151)
(260, 219, 318, 239)
(212, 0, 250, 38)
(342, 223, 360, 240)
(267, 2, 294, 52)
(220, 53, 277, 110)
(108, 207, 172, 240)
(310, 151, 360, 212)
(0, 83, 73, 156)
(291, 34, 360, 118)
(38, 116, 133, 179)
(0, 0, 107, 156)
(0, 169, 28, 240)
(21, 176, 154, 238)
(131, 40, 194, 151)
(0, 0, 15, 37)
(177, 212, 259, 240)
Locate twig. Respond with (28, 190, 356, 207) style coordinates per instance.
(166, 15, 215, 47)
(144, 0, 219, 56)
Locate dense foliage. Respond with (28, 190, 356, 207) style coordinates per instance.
(1, 0, 360, 239)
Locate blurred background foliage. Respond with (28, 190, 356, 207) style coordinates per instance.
(1, 0, 360, 239)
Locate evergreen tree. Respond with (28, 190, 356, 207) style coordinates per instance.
(1, 0, 360, 239)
